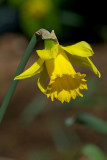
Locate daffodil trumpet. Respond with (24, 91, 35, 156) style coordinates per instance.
(15, 29, 101, 103)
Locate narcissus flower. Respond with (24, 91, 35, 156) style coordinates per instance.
(22, 0, 52, 19)
(14, 30, 101, 103)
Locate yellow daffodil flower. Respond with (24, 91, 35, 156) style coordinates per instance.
(14, 31, 101, 103)
(22, 0, 52, 19)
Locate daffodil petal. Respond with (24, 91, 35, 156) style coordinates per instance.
(37, 44, 58, 60)
(67, 54, 101, 78)
(14, 58, 44, 80)
(37, 65, 48, 93)
(61, 41, 94, 57)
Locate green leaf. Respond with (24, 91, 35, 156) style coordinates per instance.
(65, 113, 107, 134)
(81, 144, 107, 160)
(75, 113, 107, 134)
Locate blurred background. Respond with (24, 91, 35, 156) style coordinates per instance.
(0, 0, 107, 160)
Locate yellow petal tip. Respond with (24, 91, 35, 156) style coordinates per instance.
(98, 72, 101, 78)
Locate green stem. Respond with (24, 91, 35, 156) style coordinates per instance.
(0, 35, 37, 124)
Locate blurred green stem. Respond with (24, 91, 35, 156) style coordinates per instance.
(0, 35, 37, 124)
